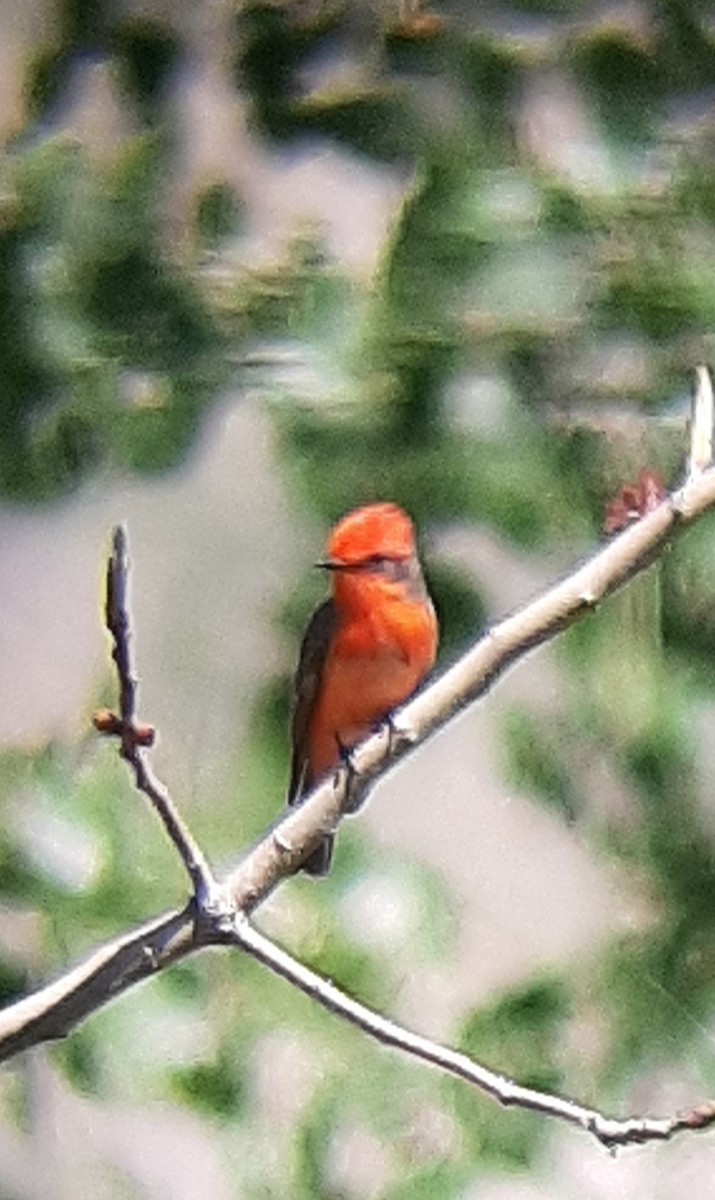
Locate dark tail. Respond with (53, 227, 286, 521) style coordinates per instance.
(301, 834, 334, 876)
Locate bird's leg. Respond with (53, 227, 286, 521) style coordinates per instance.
(334, 734, 362, 813)
(383, 709, 419, 758)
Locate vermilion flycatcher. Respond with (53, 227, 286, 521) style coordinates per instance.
(288, 502, 438, 875)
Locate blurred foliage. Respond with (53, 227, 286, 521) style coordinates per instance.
(502, 706, 582, 825)
(4, 0, 715, 1196)
(0, 135, 226, 498)
(453, 979, 570, 1167)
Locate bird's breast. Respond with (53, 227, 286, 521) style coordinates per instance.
(315, 598, 437, 735)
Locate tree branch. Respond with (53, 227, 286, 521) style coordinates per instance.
(222, 459, 715, 914)
(3, 383, 715, 1152)
(232, 916, 715, 1150)
(0, 907, 196, 1062)
(95, 525, 219, 907)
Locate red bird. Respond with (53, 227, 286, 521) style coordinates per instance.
(288, 503, 438, 874)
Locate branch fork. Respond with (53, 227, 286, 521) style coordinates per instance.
(3, 369, 715, 1151)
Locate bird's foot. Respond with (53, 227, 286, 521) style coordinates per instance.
(334, 734, 362, 813)
(384, 710, 419, 758)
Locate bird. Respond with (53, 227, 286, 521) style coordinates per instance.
(287, 502, 438, 874)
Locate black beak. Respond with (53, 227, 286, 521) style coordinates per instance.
(314, 559, 351, 571)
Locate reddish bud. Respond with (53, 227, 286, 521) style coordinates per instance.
(92, 709, 155, 747)
(133, 722, 156, 747)
(93, 708, 122, 735)
(603, 468, 667, 534)
(389, 11, 445, 39)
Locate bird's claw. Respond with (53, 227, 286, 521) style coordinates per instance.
(334, 734, 362, 813)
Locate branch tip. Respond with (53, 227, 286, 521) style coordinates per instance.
(232, 918, 715, 1152)
(681, 1099, 715, 1132)
(99, 523, 218, 909)
(689, 365, 714, 476)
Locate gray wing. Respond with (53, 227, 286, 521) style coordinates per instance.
(287, 598, 337, 806)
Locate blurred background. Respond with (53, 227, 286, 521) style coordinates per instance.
(2, 0, 715, 1195)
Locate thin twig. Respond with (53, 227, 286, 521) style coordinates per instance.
(232, 917, 715, 1150)
(689, 365, 714, 477)
(100, 526, 220, 909)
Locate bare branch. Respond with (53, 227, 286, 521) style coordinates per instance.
(232, 917, 715, 1151)
(689, 365, 714, 477)
(0, 907, 197, 1063)
(4, 411, 715, 1148)
(97, 525, 219, 907)
(223, 461, 715, 915)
